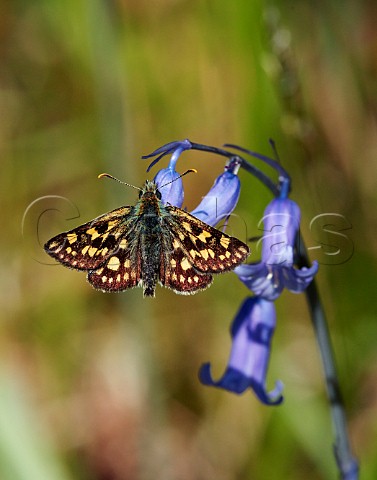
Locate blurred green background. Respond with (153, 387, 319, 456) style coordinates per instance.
(2, 1, 377, 479)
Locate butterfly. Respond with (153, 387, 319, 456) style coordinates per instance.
(44, 177, 249, 297)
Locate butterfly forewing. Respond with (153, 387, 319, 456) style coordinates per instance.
(164, 207, 249, 273)
(44, 206, 133, 270)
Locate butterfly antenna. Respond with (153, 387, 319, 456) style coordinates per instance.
(98, 173, 142, 191)
(160, 168, 197, 189)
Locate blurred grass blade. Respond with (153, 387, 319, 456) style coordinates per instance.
(0, 370, 72, 480)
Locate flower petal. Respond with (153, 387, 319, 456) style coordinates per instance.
(281, 262, 319, 293)
(153, 146, 188, 207)
(260, 198, 301, 266)
(237, 270, 284, 301)
(199, 297, 284, 405)
(235, 262, 318, 300)
(234, 196, 317, 299)
(191, 159, 241, 227)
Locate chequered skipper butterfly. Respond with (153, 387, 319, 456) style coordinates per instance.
(44, 176, 249, 297)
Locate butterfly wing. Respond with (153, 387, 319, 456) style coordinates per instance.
(163, 207, 249, 273)
(44, 206, 134, 271)
(159, 233, 213, 294)
(87, 236, 142, 292)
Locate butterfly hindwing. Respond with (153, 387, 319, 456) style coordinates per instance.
(44, 206, 133, 270)
(159, 235, 213, 294)
(87, 241, 142, 292)
(164, 207, 249, 274)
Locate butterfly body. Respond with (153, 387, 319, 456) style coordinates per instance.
(44, 180, 249, 297)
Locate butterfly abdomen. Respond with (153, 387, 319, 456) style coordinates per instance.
(140, 229, 161, 297)
(136, 194, 164, 297)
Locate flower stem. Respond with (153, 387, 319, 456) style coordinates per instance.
(189, 142, 278, 193)
(296, 234, 359, 480)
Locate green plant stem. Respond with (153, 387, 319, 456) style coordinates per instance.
(297, 235, 359, 480)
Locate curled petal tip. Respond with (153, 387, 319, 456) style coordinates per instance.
(198, 363, 249, 395)
(299, 260, 319, 276)
(199, 364, 284, 405)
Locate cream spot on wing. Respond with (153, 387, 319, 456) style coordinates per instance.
(67, 233, 78, 244)
(219, 264, 225, 270)
(66, 247, 72, 254)
(200, 249, 209, 260)
(107, 256, 120, 271)
(207, 248, 215, 259)
(101, 276, 107, 283)
(189, 234, 197, 244)
(82, 245, 90, 255)
(188, 277, 192, 284)
(239, 246, 248, 254)
(235, 251, 243, 259)
(107, 220, 117, 230)
(72, 260, 78, 266)
(124, 272, 129, 281)
(220, 236, 230, 248)
(116, 274, 121, 282)
(193, 275, 199, 283)
(180, 274, 185, 283)
(88, 247, 97, 257)
(178, 231, 185, 240)
(173, 239, 180, 249)
(71, 251, 77, 256)
(219, 254, 225, 260)
(49, 241, 58, 248)
(182, 221, 192, 232)
(109, 277, 113, 283)
(170, 259, 176, 267)
(225, 250, 231, 258)
(172, 273, 177, 281)
(119, 238, 128, 249)
(101, 247, 109, 257)
(180, 258, 191, 271)
(198, 231, 211, 243)
(96, 268, 103, 275)
(190, 249, 199, 258)
(86, 227, 100, 240)
(124, 259, 130, 268)
(131, 271, 136, 279)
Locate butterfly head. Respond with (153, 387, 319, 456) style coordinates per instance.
(139, 180, 162, 200)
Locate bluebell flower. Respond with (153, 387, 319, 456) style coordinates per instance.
(150, 141, 192, 207)
(190, 157, 241, 227)
(199, 296, 283, 404)
(235, 196, 318, 301)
